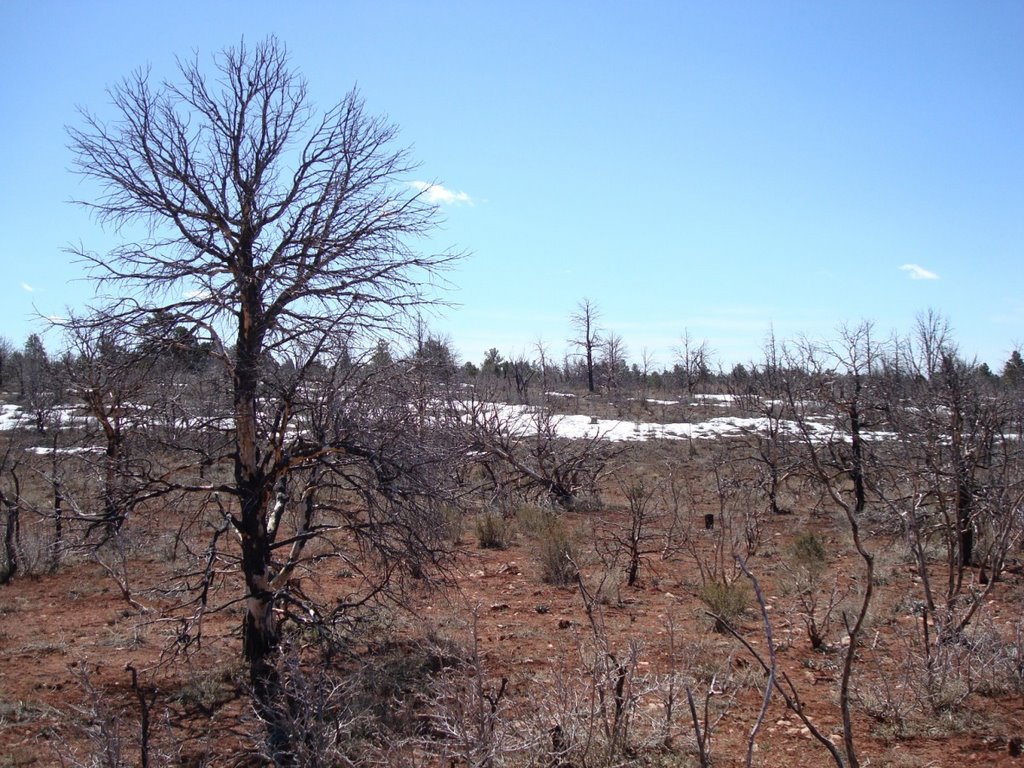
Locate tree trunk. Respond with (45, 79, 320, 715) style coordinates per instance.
(51, 480, 62, 572)
(103, 436, 124, 533)
(234, 306, 295, 763)
(586, 342, 595, 393)
(849, 400, 866, 515)
(239, 470, 294, 762)
(944, 357, 975, 575)
(0, 495, 18, 584)
(956, 472, 974, 569)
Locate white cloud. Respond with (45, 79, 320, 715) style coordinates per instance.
(410, 181, 473, 205)
(899, 263, 939, 280)
(21, 282, 34, 292)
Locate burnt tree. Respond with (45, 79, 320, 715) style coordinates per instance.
(68, 37, 462, 762)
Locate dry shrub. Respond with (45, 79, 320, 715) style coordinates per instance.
(513, 504, 579, 586)
(474, 511, 514, 550)
(514, 503, 557, 536)
(854, 616, 1024, 741)
(698, 579, 750, 633)
(537, 520, 578, 586)
(791, 532, 827, 578)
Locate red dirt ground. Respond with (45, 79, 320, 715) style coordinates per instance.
(1, 496, 1022, 766)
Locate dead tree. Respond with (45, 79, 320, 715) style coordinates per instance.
(68, 37, 464, 763)
(783, 323, 886, 768)
(460, 398, 615, 509)
(569, 298, 602, 394)
(0, 443, 23, 585)
(878, 321, 1019, 648)
(673, 329, 713, 397)
(60, 320, 155, 537)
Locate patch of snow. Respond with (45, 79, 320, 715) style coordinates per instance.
(469, 403, 898, 445)
(27, 446, 105, 456)
(692, 393, 738, 406)
(0, 404, 26, 430)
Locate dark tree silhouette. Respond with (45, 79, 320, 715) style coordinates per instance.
(68, 37, 463, 761)
(569, 298, 601, 393)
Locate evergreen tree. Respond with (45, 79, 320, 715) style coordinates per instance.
(1002, 350, 1024, 386)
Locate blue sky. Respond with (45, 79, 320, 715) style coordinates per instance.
(2, 1, 1022, 370)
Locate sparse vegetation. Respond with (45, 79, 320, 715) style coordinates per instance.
(0, 32, 1021, 768)
(3, 343, 1023, 765)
